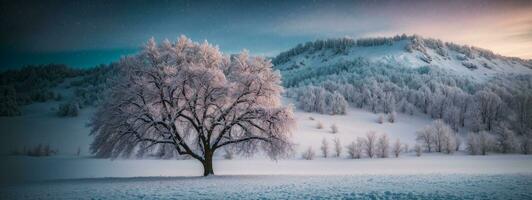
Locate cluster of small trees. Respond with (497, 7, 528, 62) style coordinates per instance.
(415, 120, 460, 154)
(377, 112, 396, 124)
(10, 144, 58, 157)
(296, 86, 347, 115)
(283, 58, 532, 145)
(303, 132, 407, 160)
(56, 101, 80, 117)
(466, 124, 532, 155)
(415, 119, 532, 155)
(273, 34, 410, 66)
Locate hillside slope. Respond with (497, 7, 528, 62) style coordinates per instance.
(274, 35, 532, 82)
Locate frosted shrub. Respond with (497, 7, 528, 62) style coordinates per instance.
(56, 101, 79, 117)
(302, 147, 315, 160)
(316, 121, 324, 129)
(321, 138, 329, 158)
(331, 124, 338, 133)
(333, 138, 341, 157)
(377, 114, 385, 124)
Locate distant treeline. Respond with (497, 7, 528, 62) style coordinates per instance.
(0, 63, 117, 116)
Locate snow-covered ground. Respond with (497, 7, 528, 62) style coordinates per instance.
(0, 97, 431, 157)
(2, 95, 532, 199)
(2, 174, 532, 199)
(2, 154, 532, 184)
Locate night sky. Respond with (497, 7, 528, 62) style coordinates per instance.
(1, 0, 531, 69)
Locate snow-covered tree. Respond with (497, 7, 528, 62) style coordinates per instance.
(0, 86, 21, 116)
(346, 139, 363, 159)
(364, 131, 377, 158)
(302, 146, 315, 160)
(417, 120, 456, 153)
(89, 36, 295, 176)
(393, 139, 402, 158)
(467, 131, 494, 155)
(416, 127, 434, 152)
(321, 138, 329, 158)
(328, 91, 348, 115)
(514, 93, 532, 135)
(376, 133, 390, 158)
(493, 124, 517, 153)
(474, 90, 504, 131)
(333, 137, 341, 157)
(521, 134, 532, 154)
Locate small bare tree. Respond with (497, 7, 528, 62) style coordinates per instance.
(346, 140, 362, 159)
(76, 147, 81, 157)
(89, 36, 295, 176)
(388, 112, 396, 123)
(403, 144, 409, 154)
(467, 131, 494, 155)
(331, 123, 338, 134)
(455, 137, 461, 152)
(376, 133, 390, 158)
(321, 138, 329, 158)
(393, 139, 402, 158)
(223, 148, 234, 160)
(302, 146, 315, 160)
(521, 134, 532, 154)
(364, 131, 377, 158)
(416, 127, 434, 152)
(414, 144, 422, 157)
(333, 137, 341, 157)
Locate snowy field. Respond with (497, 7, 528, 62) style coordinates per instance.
(2, 175, 532, 199)
(0, 97, 432, 157)
(2, 154, 532, 183)
(2, 97, 532, 199)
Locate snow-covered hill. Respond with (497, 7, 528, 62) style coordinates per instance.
(274, 35, 532, 81)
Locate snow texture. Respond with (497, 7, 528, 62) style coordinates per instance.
(2, 175, 532, 199)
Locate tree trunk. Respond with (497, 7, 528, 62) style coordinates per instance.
(202, 151, 214, 176)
